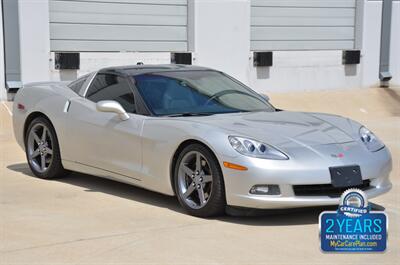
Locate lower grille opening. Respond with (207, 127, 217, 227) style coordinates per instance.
(293, 179, 371, 197)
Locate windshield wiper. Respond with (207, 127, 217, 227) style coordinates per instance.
(166, 112, 214, 117)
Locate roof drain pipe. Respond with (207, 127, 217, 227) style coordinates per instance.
(379, 0, 393, 87)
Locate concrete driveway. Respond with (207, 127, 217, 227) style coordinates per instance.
(1, 88, 399, 265)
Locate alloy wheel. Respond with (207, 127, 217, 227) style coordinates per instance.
(177, 151, 213, 209)
(27, 123, 54, 173)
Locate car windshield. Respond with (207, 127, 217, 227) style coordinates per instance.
(133, 70, 275, 116)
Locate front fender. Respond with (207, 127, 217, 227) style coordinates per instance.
(140, 118, 237, 195)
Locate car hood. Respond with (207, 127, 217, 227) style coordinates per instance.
(194, 111, 358, 148)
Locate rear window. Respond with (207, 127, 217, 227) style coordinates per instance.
(68, 75, 88, 94)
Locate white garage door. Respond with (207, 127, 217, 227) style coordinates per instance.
(251, 0, 359, 51)
(49, 0, 188, 52)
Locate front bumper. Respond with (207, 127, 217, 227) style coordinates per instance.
(221, 145, 392, 209)
(228, 183, 392, 209)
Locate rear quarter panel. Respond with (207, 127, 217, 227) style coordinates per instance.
(12, 82, 78, 156)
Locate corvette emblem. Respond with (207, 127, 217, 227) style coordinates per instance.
(331, 153, 344, 158)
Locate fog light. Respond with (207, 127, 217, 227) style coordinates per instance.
(250, 185, 280, 195)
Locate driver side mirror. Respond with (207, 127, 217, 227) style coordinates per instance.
(96, 100, 130, 121)
(259, 93, 270, 102)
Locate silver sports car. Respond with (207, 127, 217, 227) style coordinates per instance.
(13, 65, 392, 217)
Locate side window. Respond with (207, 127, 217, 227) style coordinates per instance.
(86, 73, 136, 113)
(68, 75, 88, 94)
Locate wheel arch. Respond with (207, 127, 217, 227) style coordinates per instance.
(23, 111, 68, 179)
(23, 112, 54, 143)
(169, 139, 224, 195)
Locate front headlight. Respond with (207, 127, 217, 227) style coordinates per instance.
(228, 136, 288, 160)
(359, 126, 384, 152)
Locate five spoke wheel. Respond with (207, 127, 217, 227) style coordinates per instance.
(177, 151, 213, 209)
(27, 123, 54, 173)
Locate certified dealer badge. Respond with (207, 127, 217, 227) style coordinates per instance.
(319, 189, 388, 252)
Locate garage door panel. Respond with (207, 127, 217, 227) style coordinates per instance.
(63, 0, 187, 4)
(51, 40, 187, 52)
(251, 17, 355, 27)
(251, 40, 354, 51)
(50, 1, 187, 16)
(50, 12, 187, 26)
(252, 27, 354, 41)
(251, 7, 355, 18)
(250, 0, 357, 50)
(251, 0, 355, 8)
(49, 0, 188, 52)
(51, 24, 187, 41)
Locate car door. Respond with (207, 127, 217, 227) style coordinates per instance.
(64, 72, 144, 181)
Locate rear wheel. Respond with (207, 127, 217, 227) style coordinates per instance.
(25, 117, 66, 179)
(174, 144, 226, 217)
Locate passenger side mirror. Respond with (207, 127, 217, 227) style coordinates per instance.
(259, 93, 270, 102)
(96, 100, 130, 121)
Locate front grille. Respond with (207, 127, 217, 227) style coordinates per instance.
(293, 180, 371, 197)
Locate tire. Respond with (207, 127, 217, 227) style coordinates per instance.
(25, 116, 67, 179)
(174, 143, 226, 217)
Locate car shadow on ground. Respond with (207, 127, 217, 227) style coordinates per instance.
(7, 163, 385, 227)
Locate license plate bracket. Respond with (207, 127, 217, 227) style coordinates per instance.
(329, 165, 362, 188)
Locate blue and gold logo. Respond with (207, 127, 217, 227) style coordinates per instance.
(319, 189, 387, 252)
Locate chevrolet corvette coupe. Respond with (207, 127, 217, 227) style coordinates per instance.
(13, 65, 392, 217)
